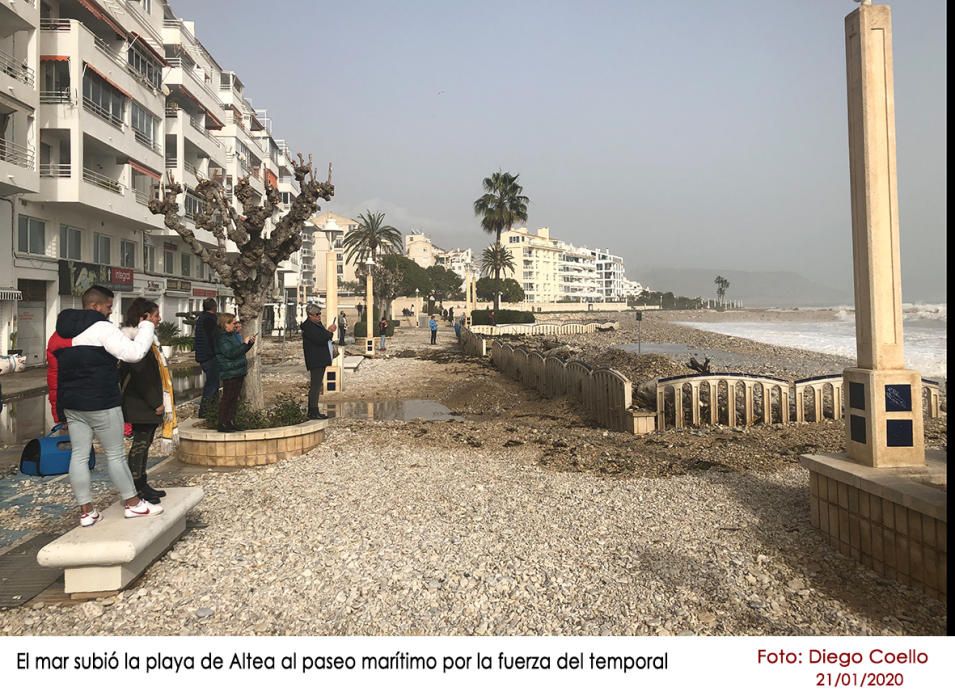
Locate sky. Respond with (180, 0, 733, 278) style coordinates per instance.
(179, 0, 947, 303)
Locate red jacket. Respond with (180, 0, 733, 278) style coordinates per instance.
(46, 332, 72, 422)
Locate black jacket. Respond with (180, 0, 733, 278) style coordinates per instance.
(301, 319, 333, 370)
(54, 309, 154, 413)
(120, 346, 163, 424)
(194, 310, 218, 363)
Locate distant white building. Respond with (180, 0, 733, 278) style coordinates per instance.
(0, 0, 307, 360)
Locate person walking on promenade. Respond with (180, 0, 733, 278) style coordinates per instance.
(429, 315, 438, 345)
(301, 305, 336, 420)
(488, 310, 496, 326)
(194, 298, 220, 418)
(215, 313, 256, 432)
(378, 315, 389, 351)
(119, 298, 177, 504)
(447, 306, 454, 326)
(453, 315, 462, 341)
(53, 285, 163, 526)
(338, 311, 347, 346)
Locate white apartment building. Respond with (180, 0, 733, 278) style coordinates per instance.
(404, 230, 440, 269)
(595, 248, 626, 302)
(0, 0, 305, 363)
(436, 247, 477, 290)
(311, 211, 358, 295)
(499, 228, 637, 304)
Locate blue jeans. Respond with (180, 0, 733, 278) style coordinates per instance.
(199, 358, 220, 414)
(379, 333, 386, 350)
(64, 407, 137, 505)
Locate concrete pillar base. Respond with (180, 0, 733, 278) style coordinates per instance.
(843, 367, 925, 467)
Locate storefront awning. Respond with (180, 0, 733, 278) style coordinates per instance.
(0, 288, 23, 301)
(41, 55, 70, 62)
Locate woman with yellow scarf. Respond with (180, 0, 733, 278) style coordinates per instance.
(119, 298, 178, 503)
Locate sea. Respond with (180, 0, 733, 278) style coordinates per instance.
(675, 303, 947, 381)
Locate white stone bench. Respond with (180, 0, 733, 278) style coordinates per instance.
(37, 487, 204, 594)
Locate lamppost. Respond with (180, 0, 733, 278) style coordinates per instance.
(428, 294, 435, 317)
(364, 256, 375, 357)
(414, 287, 419, 326)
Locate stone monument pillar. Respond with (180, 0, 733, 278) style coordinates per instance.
(842, 1, 923, 467)
(364, 267, 375, 357)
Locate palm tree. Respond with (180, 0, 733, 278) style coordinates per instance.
(714, 275, 730, 309)
(342, 210, 402, 266)
(480, 243, 516, 306)
(343, 210, 402, 329)
(473, 171, 529, 310)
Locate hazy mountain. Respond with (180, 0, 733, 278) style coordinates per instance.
(633, 267, 851, 308)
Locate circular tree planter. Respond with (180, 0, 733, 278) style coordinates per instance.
(177, 417, 326, 467)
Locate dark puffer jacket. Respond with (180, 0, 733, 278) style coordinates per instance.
(215, 331, 252, 380)
(54, 309, 154, 413)
(194, 310, 218, 363)
(120, 341, 163, 425)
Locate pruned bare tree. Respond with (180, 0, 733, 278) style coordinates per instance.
(149, 155, 334, 409)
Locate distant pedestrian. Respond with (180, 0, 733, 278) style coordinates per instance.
(356, 302, 364, 321)
(453, 316, 462, 340)
(489, 310, 496, 326)
(378, 315, 389, 351)
(429, 315, 438, 345)
(215, 313, 256, 432)
(194, 298, 220, 418)
(447, 306, 454, 325)
(301, 305, 335, 420)
(338, 311, 347, 345)
(53, 285, 163, 526)
(120, 298, 176, 505)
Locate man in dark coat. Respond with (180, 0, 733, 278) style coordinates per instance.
(301, 304, 336, 419)
(194, 298, 220, 418)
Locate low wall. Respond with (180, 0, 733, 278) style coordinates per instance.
(490, 341, 651, 434)
(657, 373, 943, 430)
(178, 418, 326, 467)
(459, 327, 486, 357)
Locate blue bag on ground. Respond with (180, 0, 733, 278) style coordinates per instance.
(19, 424, 96, 476)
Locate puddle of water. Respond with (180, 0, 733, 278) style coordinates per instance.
(1, 369, 204, 447)
(320, 399, 462, 422)
(617, 342, 754, 368)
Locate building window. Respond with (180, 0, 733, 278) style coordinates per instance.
(18, 216, 46, 255)
(121, 239, 137, 269)
(94, 233, 111, 264)
(82, 72, 125, 127)
(181, 252, 192, 278)
(144, 244, 156, 273)
(164, 250, 175, 274)
(131, 102, 159, 148)
(127, 47, 161, 89)
(59, 225, 82, 260)
(184, 193, 202, 220)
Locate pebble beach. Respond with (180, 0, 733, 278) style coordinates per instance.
(0, 310, 946, 636)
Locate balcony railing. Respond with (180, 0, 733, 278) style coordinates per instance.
(83, 167, 125, 194)
(39, 162, 71, 177)
(165, 157, 178, 169)
(0, 138, 35, 169)
(165, 106, 180, 118)
(40, 89, 73, 104)
(83, 96, 125, 130)
(40, 18, 71, 31)
(0, 48, 35, 88)
(134, 188, 150, 205)
(133, 129, 161, 154)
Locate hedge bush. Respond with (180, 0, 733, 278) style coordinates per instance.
(354, 315, 398, 338)
(471, 310, 535, 325)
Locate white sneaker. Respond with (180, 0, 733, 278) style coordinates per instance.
(80, 510, 100, 527)
(124, 499, 164, 518)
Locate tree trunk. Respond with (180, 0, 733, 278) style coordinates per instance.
(239, 314, 264, 410)
(493, 267, 501, 312)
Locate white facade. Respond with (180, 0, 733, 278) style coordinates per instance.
(0, 0, 304, 362)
